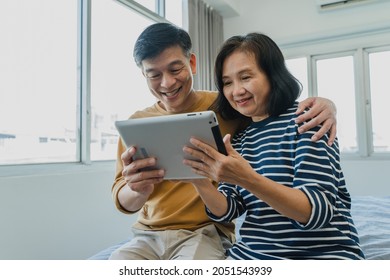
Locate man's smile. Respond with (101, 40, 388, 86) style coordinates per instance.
(161, 86, 182, 98)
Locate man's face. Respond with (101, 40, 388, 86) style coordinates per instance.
(141, 45, 197, 113)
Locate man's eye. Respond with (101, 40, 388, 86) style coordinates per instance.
(147, 73, 161, 79)
(171, 67, 184, 74)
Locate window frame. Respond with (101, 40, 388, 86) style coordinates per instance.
(363, 45, 390, 157)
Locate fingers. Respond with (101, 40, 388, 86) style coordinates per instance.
(182, 149, 209, 177)
(295, 109, 314, 125)
(183, 147, 210, 166)
(297, 116, 321, 134)
(187, 137, 221, 160)
(298, 115, 328, 141)
(183, 157, 207, 171)
(300, 118, 336, 146)
(296, 103, 323, 125)
(183, 160, 216, 182)
(296, 96, 337, 128)
(310, 122, 329, 142)
(126, 175, 163, 193)
(191, 137, 219, 156)
(296, 97, 315, 115)
(121, 146, 160, 176)
(123, 167, 164, 195)
(295, 96, 338, 145)
(122, 163, 163, 180)
(121, 147, 165, 192)
(121, 146, 136, 166)
(122, 155, 156, 179)
(327, 123, 337, 146)
(223, 134, 235, 154)
(299, 118, 337, 145)
(182, 141, 217, 181)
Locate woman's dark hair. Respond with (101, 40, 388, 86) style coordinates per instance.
(133, 22, 192, 67)
(212, 33, 301, 121)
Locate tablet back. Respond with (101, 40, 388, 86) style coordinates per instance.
(115, 111, 226, 179)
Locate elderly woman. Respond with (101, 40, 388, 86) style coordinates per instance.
(183, 33, 364, 260)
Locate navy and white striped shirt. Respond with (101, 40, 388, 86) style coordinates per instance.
(208, 103, 365, 259)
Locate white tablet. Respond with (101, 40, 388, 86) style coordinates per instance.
(115, 110, 226, 179)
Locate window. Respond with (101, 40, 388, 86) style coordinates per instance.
(368, 50, 390, 153)
(315, 55, 357, 153)
(286, 57, 308, 102)
(0, 0, 78, 164)
(90, 0, 156, 161)
(285, 46, 390, 157)
(0, 0, 181, 166)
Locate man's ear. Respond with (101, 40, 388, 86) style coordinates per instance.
(190, 53, 197, 75)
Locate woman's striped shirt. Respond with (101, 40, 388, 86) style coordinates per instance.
(208, 103, 365, 260)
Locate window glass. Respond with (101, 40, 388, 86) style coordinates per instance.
(368, 51, 390, 153)
(165, 0, 183, 27)
(316, 56, 357, 152)
(91, 0, 156, 161)
(286, 57, 308, 102)
(0, 0, 78, 165)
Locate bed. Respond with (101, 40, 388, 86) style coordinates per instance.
(89, 195, 390, 260)
(349, 196, 390, 259)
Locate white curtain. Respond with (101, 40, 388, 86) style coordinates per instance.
(183, 0, 224, 91)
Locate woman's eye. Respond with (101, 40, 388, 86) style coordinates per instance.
(223, 81, 232, 87)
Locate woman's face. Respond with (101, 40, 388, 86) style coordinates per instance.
(222, 50, 271, 122)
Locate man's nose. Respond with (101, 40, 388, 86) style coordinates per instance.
(160, 73, 175, 88)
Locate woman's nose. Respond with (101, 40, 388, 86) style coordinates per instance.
(232, 82, 245, 96)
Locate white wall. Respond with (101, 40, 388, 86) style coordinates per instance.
(220, 0, 390, 196)
(0, 163, 136, 260)
(341, 159, 390, 196)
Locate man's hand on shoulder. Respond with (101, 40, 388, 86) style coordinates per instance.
(295, 97, 337, 146)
